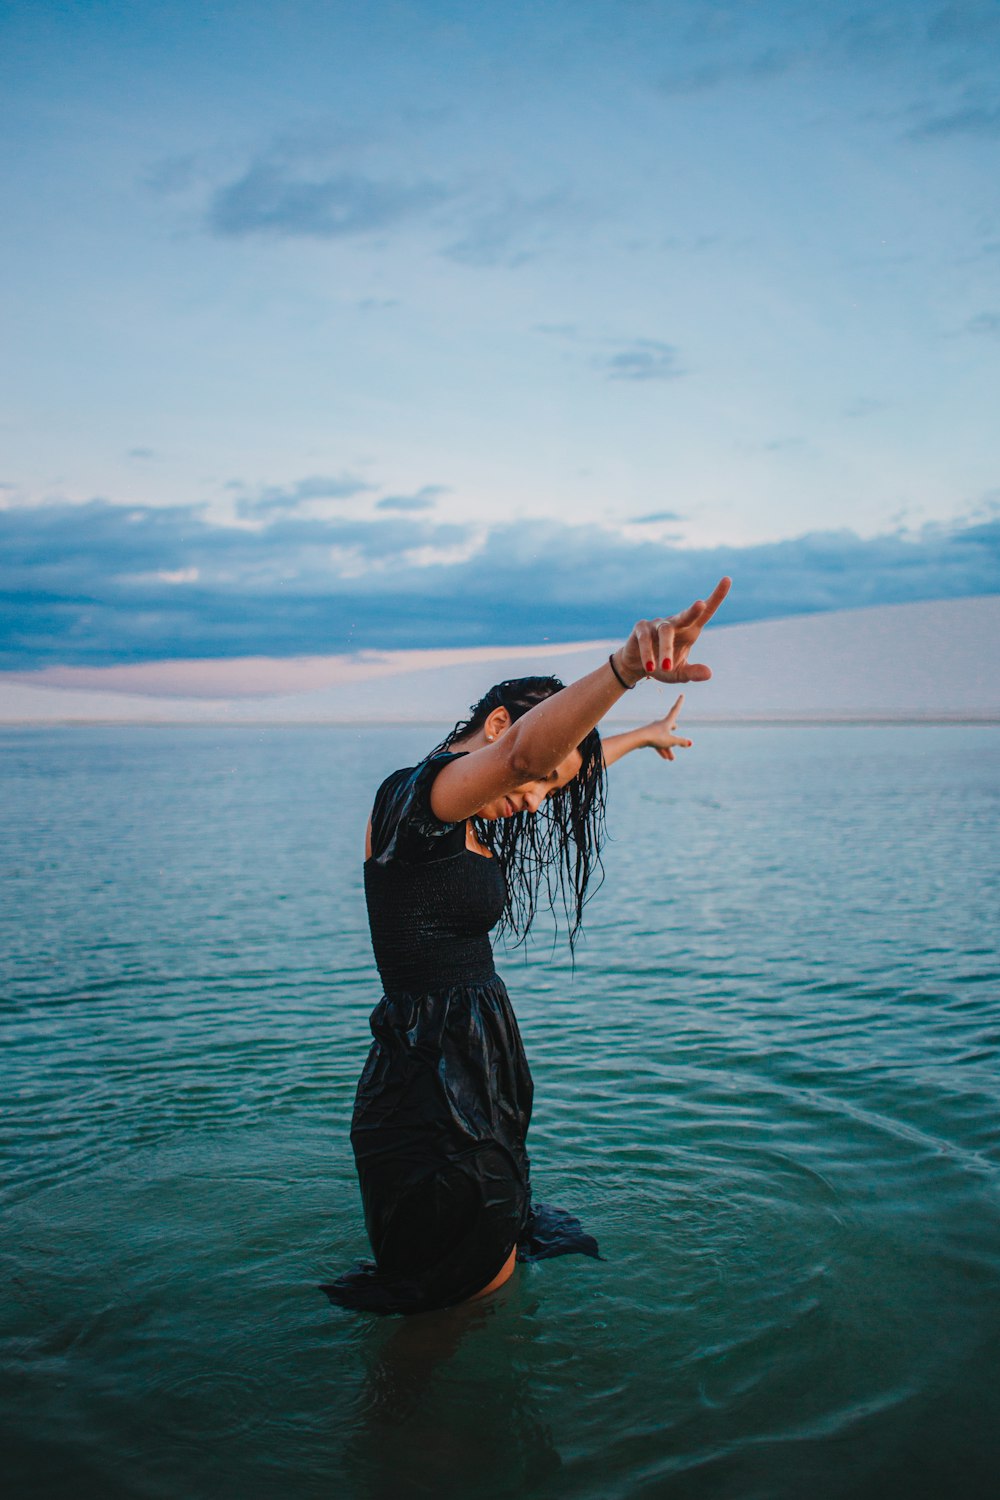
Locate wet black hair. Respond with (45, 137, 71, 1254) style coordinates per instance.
(432, 675, 607, 951)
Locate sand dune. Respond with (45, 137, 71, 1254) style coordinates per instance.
(1, 596, 997, 725)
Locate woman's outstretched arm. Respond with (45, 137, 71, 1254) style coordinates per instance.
(602, 694, 692, 767)
(430, 578, 730, 822)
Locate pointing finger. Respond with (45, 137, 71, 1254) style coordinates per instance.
(693, 576, 731, 628)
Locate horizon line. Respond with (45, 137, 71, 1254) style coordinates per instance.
(2, 715, 998, 730)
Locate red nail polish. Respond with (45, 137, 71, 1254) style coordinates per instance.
(645, 660, 654, 672)
(662, 657, 671, 670)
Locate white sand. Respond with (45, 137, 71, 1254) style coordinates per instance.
(1, 596, 997, 725)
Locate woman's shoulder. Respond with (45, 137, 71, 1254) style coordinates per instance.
(369, 750, 469, 864)
(372, 750, 465, 813)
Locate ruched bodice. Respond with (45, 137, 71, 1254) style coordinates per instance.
(320, 749, 600, 1316)
(364, 848, 503, 992)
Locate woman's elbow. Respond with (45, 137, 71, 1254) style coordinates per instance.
(504, 730, 554, 782)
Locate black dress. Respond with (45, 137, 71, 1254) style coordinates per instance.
(320, 750, 600, 1315)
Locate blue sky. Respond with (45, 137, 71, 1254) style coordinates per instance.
(1, 0, 998, 668)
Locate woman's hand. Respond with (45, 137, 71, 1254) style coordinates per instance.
(614, 576, 731, 686)
(430, 576, 730, 821)
(601, 693, 693, 768)
(644, 694, 692, 761)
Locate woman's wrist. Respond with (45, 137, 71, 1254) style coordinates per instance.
(609, 647, 643, 691)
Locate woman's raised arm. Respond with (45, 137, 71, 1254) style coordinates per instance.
(429, 578, 730, 823)
(602, 694, 692, 767)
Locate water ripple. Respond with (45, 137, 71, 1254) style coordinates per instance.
(2, 725, 999, 1500)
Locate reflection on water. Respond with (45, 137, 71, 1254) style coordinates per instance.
(343, 1286, 562, 1499)
(1, 725, 999, 1500)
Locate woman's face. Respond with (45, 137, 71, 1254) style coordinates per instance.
(475, 748, 584, 821)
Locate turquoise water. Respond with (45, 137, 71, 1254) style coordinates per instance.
(2, 724, 999, 1499)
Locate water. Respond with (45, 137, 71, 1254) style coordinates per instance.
(2, 723, 999, 1499)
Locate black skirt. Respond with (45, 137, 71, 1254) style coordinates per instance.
(320, 974, 599, 1315)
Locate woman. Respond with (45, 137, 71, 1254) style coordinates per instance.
(321, 579, 731, 1315)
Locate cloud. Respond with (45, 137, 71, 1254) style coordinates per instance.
(207, 161, 449, 239)
(229, 473, 375, 516)
(659, 46, 803, 98)
(964, 311, 1000, 337)
(441, 191, 580, 269)
(0, 495, 467, 587)
(655, 5, 1000, 133)
(2, 498, 998, 670)
(164, 117, 587, 267)
(376, 485, 449, 513)
(535, 324, 687, 385)
(532, 322, 581, 340)
(907, 101, 1000, 140)
(600, 340, 685, 382)
(656, 8, 926, 101)
(843, 396, 888, 418)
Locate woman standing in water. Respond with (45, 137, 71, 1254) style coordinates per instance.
(321, 578, 731, 1315)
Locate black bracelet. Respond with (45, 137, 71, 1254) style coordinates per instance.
(608, 652, 635, 690)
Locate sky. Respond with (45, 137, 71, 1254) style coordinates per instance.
(1, 0, 999, 671)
